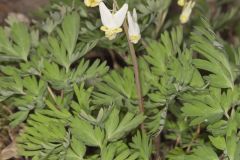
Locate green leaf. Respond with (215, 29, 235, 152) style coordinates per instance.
(93, 67, 148, 109)
(71, 83, 93, 113)
(101, 143, 118, 160)
(73, 59, 108, 84)
(17, 115, 68, 159)
(101, 141, 138, 160)
(146, 107, 168, 136)
(10, 110, 29, 127)
(11, 23, 31, 61)
(186, 146, 219, 160)
(129, 131, 152, 160)
(226, 134, 240, 160)
(181, 89, 225, 125)
(207, 120, 228, 136)
(48, 36, 69, 70)
(209, 136, 226, 150)
(57, 12, 80, 58)
(0, 22, 30, 61)
(104, 108, 145, 141)
(42, 61, 70, 90)
(145, 26, 183, 76)
(71, 117, 105, 148)
(167, 148, 186, 160)
(66, 137, 86, 160)
(191, 18, 235, 89)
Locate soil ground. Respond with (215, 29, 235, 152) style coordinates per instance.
(0, 0, 49, 23)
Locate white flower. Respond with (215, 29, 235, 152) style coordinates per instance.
(84, 0, 102, 7)
(180, 0, 195, 24)
(127, 9, 141, 44)
(177, 0, 186, 7)
(99, 2, 128, 40)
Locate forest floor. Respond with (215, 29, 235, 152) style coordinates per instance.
(0, 0, 49, 23)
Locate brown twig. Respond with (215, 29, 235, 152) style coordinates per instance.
(154, 135, 161, 160)
(208, 0, 217, 20)
(141, 39, 148, 49)
(47, 86, 56, 101)
(2, 105, 12, 115)
(186, 124, 201, 152)
(154, 10, 168, 39)
(47, 86, 60, 110)
(175, 135, 181, 147)
(108, 49, 119, 69)
(60, 90, 64, 99)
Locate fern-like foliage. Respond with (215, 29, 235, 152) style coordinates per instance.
(93, 67, 150, 111)
(191, 18, 236, 89)
(1, 1, 240, 159)
(18, 84, 146, 159)
(143, 26, 205, 137)
(0, 11, 108, 127)
(0, 22, 30, 61)
(43, 59, 108, 91)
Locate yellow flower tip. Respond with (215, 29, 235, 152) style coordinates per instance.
(106, 34, 117, 40)
(180, 15, 188, 24)
(179, 0, 196, 24)
(100, 26, 108, 32)
(100, 26, 123, 40)
(130, 35, 141, 44)
(177, 0, 185, 7)
(84, 0, 101, 7)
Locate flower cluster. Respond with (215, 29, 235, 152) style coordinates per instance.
(84, 0, 141, 44)
(99, 2, 128, 40)
(178, 0, 195, 24)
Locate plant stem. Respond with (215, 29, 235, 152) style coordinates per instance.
(61, 90, 64, 99)
(47, 86, 60, 110)
(154, 10, 168, 39)
(47, 86, 56, 102)
(113, 1, 145, 131)
(2, 105, 13, 115)
(123, 21, 145, 131)
(186, 124, 201, 152)
(154, 135, 161, 160)
(123, 22, 145, 113)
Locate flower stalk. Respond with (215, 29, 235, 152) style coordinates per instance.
(113, 0, 145, 131)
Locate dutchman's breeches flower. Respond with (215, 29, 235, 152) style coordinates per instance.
(127, 9, 141, 44)
(177, 0, 186, 7)
(99, 2, 128, 40)
(84, 0, 102, 7)
(180, 0, 195, 24)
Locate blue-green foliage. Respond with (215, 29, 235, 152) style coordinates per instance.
(1, 1, 240, 160)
